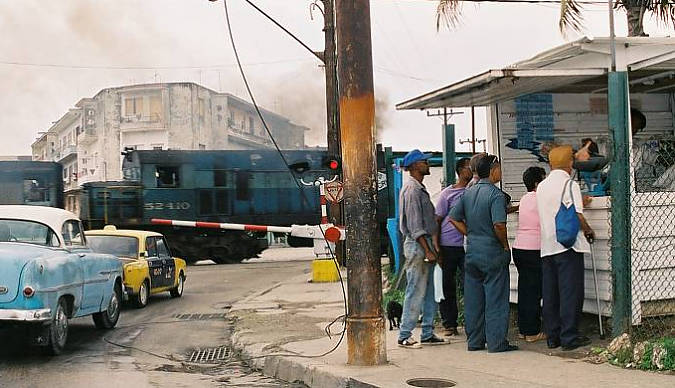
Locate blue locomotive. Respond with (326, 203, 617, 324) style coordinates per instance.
(78, 149, 472, 264)
(79, 150, 330, 264)
(0, 161, 64, 208)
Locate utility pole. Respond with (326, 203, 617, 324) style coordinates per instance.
(336, 0, 387, 366)
(607, 0, 632, 336)
(322, 0, 345, 265)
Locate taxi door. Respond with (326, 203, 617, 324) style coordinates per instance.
(156, 237, 176, 288)
(145, 236, 164, 289)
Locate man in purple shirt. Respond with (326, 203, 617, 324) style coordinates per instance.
(434, 157, 472, 336)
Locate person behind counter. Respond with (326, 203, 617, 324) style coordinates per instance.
(512, 166, 547, 343)
(449, 154, 518, 353)
(536, 145, 595, 351)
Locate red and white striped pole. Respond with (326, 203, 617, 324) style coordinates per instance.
(150, 219, 292, 234)
(319, 183, 329, 224)
(150, 219, 344, 243)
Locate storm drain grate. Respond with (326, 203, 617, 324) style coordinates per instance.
(188, 346, 230, 363)
(173, 313, 227, 320)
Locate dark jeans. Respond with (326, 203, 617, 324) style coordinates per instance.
(439, 246, 465, 329)
(542, 249, 585, 347)
(512, 248, 542, 336)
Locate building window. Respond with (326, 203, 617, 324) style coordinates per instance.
(149, 95, 162, 121)
(124, 97, 144, 117)
(153, 146, 163, 150)
(229, 110, 235, 125)
(198, 98, 206, 124)
(199, 144, 206, 150)
(249, 117, 255, 134)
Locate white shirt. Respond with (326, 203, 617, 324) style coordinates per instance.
(536, 169, 590, 257)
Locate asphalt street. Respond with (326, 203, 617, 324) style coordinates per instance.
(0, 248, 314, 388)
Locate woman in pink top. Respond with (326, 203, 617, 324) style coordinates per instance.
(513, 166, 547, 342)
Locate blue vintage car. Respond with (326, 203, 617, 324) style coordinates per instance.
(0, 205, 123, 355)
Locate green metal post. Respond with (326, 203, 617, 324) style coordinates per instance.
(608, 71, 632, 337)
(443, 124, 456, 187)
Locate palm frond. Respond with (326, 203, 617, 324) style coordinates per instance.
(646, 0, 675, 29)
(436, 0, 463, 31)
(559, 0, 585, 36)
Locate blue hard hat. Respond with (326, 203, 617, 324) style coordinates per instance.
(402, 149, 432, 168)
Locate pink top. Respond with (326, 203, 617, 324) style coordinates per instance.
(513, 191, 541, 251)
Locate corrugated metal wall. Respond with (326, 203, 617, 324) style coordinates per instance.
(495, 92, 674, 317)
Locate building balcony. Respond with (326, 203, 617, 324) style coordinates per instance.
(227, 127, 274, 149)
(78, 129, 96, 145)
(57, 145, 77, 162)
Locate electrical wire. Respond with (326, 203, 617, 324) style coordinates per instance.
(222, 0, 348, 360)
(0, 58, 312, 70)
(241, 0, 324, 63)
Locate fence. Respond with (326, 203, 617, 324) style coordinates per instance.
(625, 135, 675, 340)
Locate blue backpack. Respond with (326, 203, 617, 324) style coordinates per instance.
(555, 179, 580, 248)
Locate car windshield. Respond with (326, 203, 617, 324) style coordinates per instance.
(0, 219, 58, 247)
(87, 235, 139, 259)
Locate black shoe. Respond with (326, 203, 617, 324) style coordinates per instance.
(421, 334, 448, 345)
(489, 343, 519, 353)
(562, 336, 591, 351)
(547, 340, 561, 349)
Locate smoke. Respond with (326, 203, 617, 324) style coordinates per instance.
(254, 63, 392, 147)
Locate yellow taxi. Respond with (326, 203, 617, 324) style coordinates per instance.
(85, 226, 187, 308)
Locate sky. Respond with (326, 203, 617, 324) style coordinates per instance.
(1, 0, 674, 156)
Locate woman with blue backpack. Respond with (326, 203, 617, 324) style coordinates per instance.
(535, 145, 595, 351)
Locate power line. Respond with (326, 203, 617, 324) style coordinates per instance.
(222, 0, 347, 360)
(0, 58, 312, 70)
(241, 0, 324, 63)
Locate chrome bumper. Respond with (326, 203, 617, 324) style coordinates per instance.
(0, 308, 52, 322)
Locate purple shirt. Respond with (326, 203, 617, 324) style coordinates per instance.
(435, 186, 466, 247)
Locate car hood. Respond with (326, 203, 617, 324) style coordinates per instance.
(0, 243, 58, 303)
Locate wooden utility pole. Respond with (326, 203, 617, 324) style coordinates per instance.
(322, 0, 345, 264)
(336, 0, 387, 365)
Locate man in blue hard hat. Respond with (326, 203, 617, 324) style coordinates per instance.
(397, 149, 447, 348)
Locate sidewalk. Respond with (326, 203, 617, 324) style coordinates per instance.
(229, 269, 673, 388)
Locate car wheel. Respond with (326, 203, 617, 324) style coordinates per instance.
(170, 273, 185, 298)
(93, 282, 122, 329)
(134, 280, 150, 308)
(45, 298, 69, 356)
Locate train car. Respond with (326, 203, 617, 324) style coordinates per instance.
(0, 161, 63, 208)
(80, 150, 329, 264)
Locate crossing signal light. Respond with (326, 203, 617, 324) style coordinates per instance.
(323, 157, 341, 172)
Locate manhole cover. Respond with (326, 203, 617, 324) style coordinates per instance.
(188, 346, 230, 363)
(173, 313, 227, 320)
(406, 378, 456, 387)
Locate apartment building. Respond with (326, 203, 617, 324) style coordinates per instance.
(32, 82, 308, 212)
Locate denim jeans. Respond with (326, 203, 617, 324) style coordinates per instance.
(398, 238, 437, 342)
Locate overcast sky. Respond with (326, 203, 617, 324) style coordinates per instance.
(1, 0, 674, 156)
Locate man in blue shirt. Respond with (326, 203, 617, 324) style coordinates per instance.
(449, 154, 517, 353)
(397, 149, 446, 348)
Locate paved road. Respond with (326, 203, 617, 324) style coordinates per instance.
(0, 248, 313, 388)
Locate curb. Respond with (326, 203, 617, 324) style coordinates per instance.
(230, 326, 352, 388)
